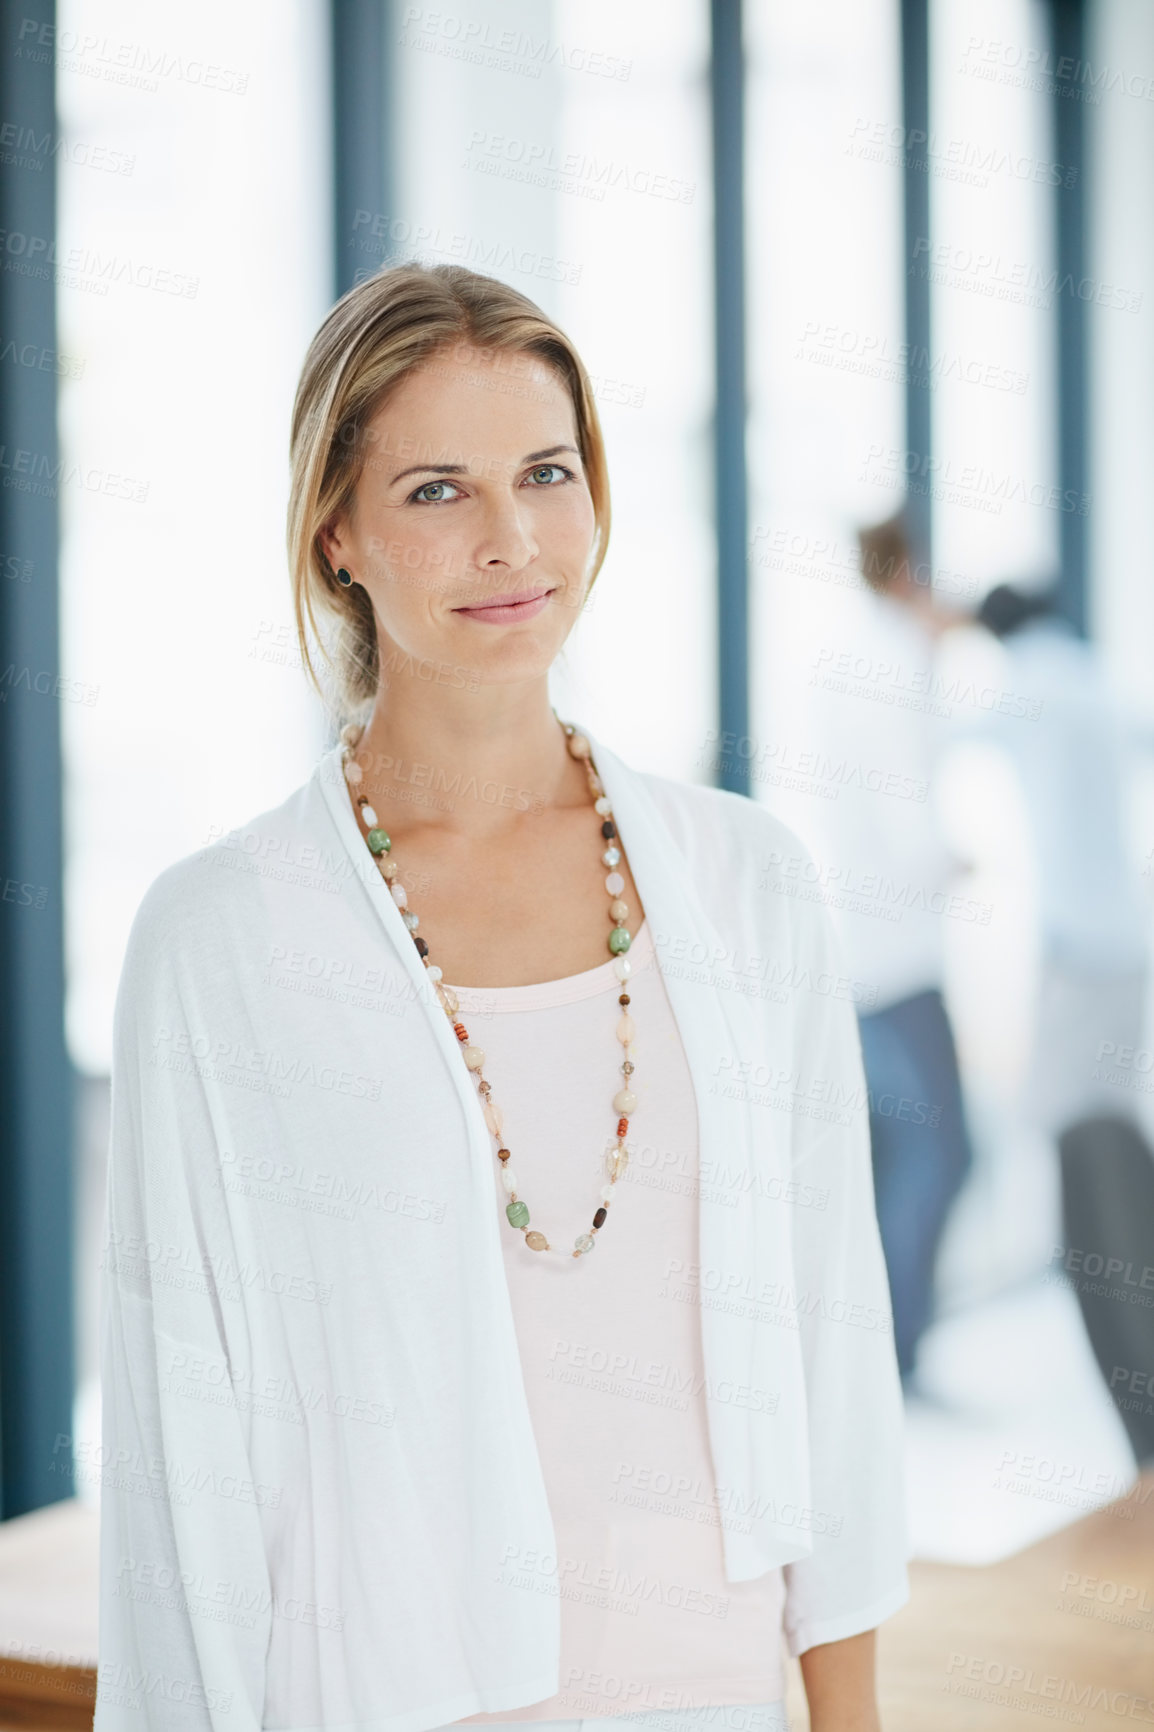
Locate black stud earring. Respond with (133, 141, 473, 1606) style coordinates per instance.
(336, 567, 353, 587)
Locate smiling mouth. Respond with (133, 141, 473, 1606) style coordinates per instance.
(452, 587, 555, 611)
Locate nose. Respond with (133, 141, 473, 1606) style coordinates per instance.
(468, 489, 539, 585)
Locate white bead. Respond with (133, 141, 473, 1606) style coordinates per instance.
(391, 883, 407, 908)
(437, 985, 459, 1015)
(426, 964, 443, 982)
(500, 1164, 518, 1194)
(612, 956, 632, 982)
(403, 911, 419, 931)
(595, 796, 613, 816)
(463, 1045, 485, 1070)
(344, 760, 363, 785)
(605, 871, 625, 896)
(617, 1013, 635, 1044)
(613, 1088, 637, 1115)
(483, 1100, 504, 1135)
(602, 846, 621, 867)
(360, 803, 378, 827)
(599, 1181, 615, 1202)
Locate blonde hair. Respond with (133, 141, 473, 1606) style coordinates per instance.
(287, 261, 612, 726)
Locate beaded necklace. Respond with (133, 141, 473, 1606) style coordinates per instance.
(339, 717, 636, 1258)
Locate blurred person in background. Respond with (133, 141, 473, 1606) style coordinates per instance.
(849, 512, 975, 1392)
(775, 506, 975, 1390)
(972, 582, 1154, 1465)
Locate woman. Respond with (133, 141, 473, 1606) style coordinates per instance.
(96, 263, 909, 1732)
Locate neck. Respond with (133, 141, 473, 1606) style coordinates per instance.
(350, 675, 589, 839)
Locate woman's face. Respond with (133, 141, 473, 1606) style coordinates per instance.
(321, 340, 598, 688)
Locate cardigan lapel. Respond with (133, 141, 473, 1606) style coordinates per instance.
(579, 727, 805, 1579)
(314, 742, 501, 1175)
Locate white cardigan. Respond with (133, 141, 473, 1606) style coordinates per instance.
(94, 726, 910, 1732)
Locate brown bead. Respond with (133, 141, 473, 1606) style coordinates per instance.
(600, 820, 616, 839)
(593, 1207, 607, 1228)
(414, 935, 429, 957)
(525, 1231, 549, 1251)
(497, 1147, 511, 1161)
(618, 993, 630, 1005)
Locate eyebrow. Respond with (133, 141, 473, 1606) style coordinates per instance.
(389, 445, 581, 486)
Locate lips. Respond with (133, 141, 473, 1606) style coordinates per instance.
(453, 588, 554, 609)
(452, 587, 555, 624)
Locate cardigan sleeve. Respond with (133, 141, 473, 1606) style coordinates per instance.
(779, 877, 912, 1657)
(95, 875, 271, 1731)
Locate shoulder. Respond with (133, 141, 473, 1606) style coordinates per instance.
(634, 763, 820, 883)
(626, 760, 853, 986)
(118, 770, 327, 990)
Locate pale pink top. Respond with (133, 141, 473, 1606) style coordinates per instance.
(447, 919, 787, 1723)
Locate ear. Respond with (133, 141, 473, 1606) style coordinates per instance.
(318, 515, 345, 574)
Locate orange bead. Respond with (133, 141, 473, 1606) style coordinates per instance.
(616, 1117, 628, 1137)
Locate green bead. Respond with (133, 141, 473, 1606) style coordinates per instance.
(608, 927, 632, 954)
(366, 828, 391, 855)
(506, 1199, 530, 1229)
